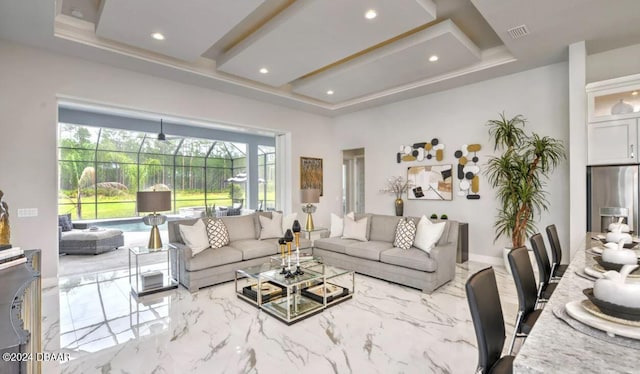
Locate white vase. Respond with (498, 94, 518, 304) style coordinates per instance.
(611, 99, 634, 115)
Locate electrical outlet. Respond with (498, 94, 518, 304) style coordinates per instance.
(17, 208, 38, 217)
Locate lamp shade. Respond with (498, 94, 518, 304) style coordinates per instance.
(301, 188, 320, 204)
(137, 191, 171, 213)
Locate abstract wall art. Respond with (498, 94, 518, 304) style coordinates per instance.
(300, 157, 323, 196)
(454, 144, 481, 200)
(397, 138, 445, 163)
(407, 165, 453, 200)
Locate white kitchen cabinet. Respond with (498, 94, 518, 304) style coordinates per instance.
(587, 73, 640, 166)
(587, 119, 638, 165)
(586, 73, 640, 123)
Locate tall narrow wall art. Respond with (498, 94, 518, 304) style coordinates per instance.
(453, 144, 481, 199)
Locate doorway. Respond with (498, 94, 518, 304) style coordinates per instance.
(342, 148, 365, 214)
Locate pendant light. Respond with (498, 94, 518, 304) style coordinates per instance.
(158, 119, 166, 141)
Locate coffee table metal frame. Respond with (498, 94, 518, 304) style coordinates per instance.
(235, 259, 354, 324)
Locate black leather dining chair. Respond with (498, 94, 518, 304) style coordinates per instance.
(545, 224, 568, 279)
(466, 267, 514, 373)
(507, 247, 543, 355)
(529, 233, 558, 303)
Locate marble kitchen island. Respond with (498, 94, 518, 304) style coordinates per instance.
(514, 235, 639, 373)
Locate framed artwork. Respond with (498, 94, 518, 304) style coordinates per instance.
(300, 157, 323, 196)
(407, 165, 453, 200)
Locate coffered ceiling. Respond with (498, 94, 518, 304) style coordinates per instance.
(2, 0, 640, 115)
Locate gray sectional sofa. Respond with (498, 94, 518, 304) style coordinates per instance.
(168, 212, 312, 292)
(313, 214, 458, 293)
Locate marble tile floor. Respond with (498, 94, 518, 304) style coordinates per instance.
(42, 262, 521, 374)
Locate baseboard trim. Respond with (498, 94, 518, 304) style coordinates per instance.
(469, 254, 504, 267)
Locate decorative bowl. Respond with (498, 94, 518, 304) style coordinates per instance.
(583, 288, 640, 321)
(598, 238, 638, 249)
(593, 255, 640, 271)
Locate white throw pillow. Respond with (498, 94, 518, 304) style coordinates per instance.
(259, 212, 283, 239)
(282, 212, 298, 234)
(179, 220, 210, 256)
(330, 213, 344, 238)
(394, 218, 417, 250)
(413, 215, 446, 254)
(206, 218, 229, 249)
(342, 212, 368, 242)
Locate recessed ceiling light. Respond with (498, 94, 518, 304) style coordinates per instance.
(151, 32, 165, 41)
(429, 55, 439, 62)
(632, 91, 639, 96)
(259, 68, 269, 74)
(327, 90, 334, 95)
(365, 9, 377, 20)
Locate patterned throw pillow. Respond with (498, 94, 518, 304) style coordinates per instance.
(206, 218, 230, 249)
(58, 213, 73, 232)
(393, 218, 417, 250)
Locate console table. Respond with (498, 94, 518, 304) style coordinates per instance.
(0, 250, 41, 374)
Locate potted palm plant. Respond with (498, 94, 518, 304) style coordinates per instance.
(485, 113, 565, 269)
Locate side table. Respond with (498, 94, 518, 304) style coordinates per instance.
(129, 245, 179, 297)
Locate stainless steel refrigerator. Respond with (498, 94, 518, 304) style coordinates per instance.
(587, 165, 638, 233)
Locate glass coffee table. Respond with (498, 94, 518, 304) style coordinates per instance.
(235, 259, 354, 324)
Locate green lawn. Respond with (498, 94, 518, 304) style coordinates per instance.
(58, 190, 274, 220)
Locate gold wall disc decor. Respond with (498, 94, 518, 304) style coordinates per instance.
(397, 138, 445, 163)
(454, 144, 482, 200)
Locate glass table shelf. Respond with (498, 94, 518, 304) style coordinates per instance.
(129, 245, 179, 298)
(235, 259, 354, 324)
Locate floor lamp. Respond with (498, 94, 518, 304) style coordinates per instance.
(301, 188, 320, 231)
(137, 191, 171, 249)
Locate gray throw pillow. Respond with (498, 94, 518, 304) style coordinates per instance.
(58, 214, 73, 232)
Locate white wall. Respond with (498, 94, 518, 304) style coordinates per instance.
(569, 42, 588, 259)
(587, 43, 640, 83)
(0, 40, 337, 281)
(332, 63, 571, 260)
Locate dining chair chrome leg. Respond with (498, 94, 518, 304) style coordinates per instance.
(508, 311, 524, 355)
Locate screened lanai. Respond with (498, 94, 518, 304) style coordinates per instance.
(58, 122, 275, 221)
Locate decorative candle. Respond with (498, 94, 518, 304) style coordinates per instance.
(292, 220, 301, 248)
(284, 229, 294, 256)
(278, 237, 286, 258)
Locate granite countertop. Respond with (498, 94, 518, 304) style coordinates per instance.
(514, 235, 639, 373)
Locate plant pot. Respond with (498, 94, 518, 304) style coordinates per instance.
(503, 247, 512, 275)
(395, 198, 404, 216)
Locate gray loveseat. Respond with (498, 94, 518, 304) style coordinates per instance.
(169, 212, 312, 292)
(313, 214, 458, 293)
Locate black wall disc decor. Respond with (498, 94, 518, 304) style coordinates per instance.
(397, 138, 445, 163)
(454, 144, 481, 199)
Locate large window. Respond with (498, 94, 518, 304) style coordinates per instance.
(58, 123, 273, 220)
(258, 145, 276, 210)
